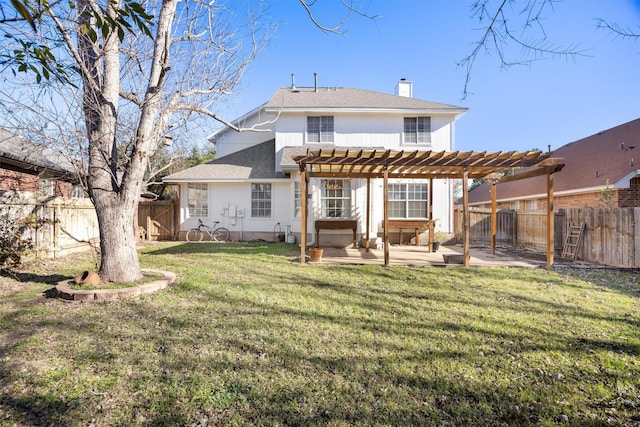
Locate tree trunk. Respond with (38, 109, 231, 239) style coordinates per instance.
(95, 193, 142, 283)
(76, 0, 178, 283)
(78, 0, 144, 283)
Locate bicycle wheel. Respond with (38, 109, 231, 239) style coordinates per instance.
(186, 228, 204, 242)
(211, 227, 230, 242)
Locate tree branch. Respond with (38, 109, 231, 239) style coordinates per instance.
(458, 0, 590, 99)
(595, 19, 640, 41)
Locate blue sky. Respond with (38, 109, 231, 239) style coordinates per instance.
(212, 0, 640, 153)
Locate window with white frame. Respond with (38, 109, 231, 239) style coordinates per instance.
(251, 183, 272, 217)
(294, 181, 301, 217)
(388, 183, 429, 218)
(403, 117, 431, 145)
(307, 116, 334, 143)
(71, 185, 85, 198)
(187, 183, 208, 217)
(321, 179, 351, 218)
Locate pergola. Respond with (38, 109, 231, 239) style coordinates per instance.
(293, 148, 564, 267)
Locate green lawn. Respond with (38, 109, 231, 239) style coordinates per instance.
(1, 242, 639, 426)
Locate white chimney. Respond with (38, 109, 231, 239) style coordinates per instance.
(395, 78, 413, 98)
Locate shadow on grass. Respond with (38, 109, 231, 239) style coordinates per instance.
(0, 393, 77, 426)
(141, 241, 298, 257)
(0, 269, 68, 286)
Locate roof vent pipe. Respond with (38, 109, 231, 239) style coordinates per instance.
(314, 72, 318, 92)
(621, 142, 625, 150)
(291, 73, 295, 90)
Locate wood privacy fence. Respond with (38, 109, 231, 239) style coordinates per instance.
(137, 199, 179, 241)
(559, 208, 640, 268)
(2, 197, 100, 258)
(2, 197, 179, 259)
(454, 207, 640, 267)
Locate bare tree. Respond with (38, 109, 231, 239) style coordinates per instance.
(2, 0, 274, 282)
(1, 0, 633, 283)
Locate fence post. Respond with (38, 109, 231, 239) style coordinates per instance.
(555, 210, 565, 255)
(635, 208, 640, 267)
(53, 200, 61, 258)
(511, 210, 517, 247)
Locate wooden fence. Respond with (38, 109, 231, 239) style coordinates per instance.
(560, 208, 639, 268)
(2, 197, 100, 258)
(454, 207, 640, 267)
(137, 199, 179, 241)
(2, 197, 180, 259)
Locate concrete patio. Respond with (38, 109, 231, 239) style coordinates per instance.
(308, 244, 547, 268)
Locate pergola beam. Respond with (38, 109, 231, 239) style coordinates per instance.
(293, 148, 562, 267)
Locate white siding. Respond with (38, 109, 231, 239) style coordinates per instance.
(179, 181, 292, 235)
(186, 104, 461, 241)
(274, 112, 456, 171)
(212, 110, 276, 159)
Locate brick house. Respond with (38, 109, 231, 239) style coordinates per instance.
(0, 128, 82, 199)
(467, 118, 640, 211)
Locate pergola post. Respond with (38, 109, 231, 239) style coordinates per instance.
(491, 181, 497, 254)
(429, 178, 434, 251)
(383, 168, 389, 266)
(546, 171, 554, 268)
(299, 167, 307, 265)
(462, 168, 470, 267)
(365, 177, 371, 252)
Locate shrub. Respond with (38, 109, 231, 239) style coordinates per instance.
(0, 210, 35, 270)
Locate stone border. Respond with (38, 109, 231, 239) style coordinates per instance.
(55, 269, 176, 302)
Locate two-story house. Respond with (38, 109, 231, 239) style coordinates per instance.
(163, 79, 468, 246)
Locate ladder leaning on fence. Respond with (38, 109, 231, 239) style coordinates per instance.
(562, 222, 586, 260)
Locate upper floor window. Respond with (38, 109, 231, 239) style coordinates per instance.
(251, 183, 272, 218)
(403, 117, 431, 145)
(187, 183, 208, 217)
(307, 116, 334, 143)
(321, 179, 351, 218)
(388, 183, 429, 218)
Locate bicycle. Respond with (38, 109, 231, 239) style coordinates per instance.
(186, 218, 230, 242)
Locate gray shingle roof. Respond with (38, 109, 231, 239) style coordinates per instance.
(0, 128, 76, 177)
(163, 140, 286, 182)
(264, 87, 467, 112)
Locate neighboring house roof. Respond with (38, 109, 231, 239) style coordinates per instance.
(163, 140, 287, 182)
(467, 118, 640, 204)
(264, 87, 468, 113)
(0, 128, 77, 178)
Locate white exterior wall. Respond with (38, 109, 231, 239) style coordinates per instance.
(179, 181, 292, 239)
(212, 109, 276, 159)
(179, 107, 460, 242)
(286, 174, 453, 239)
(275, 112, 455, 172)
(274, 110, 456, 234)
